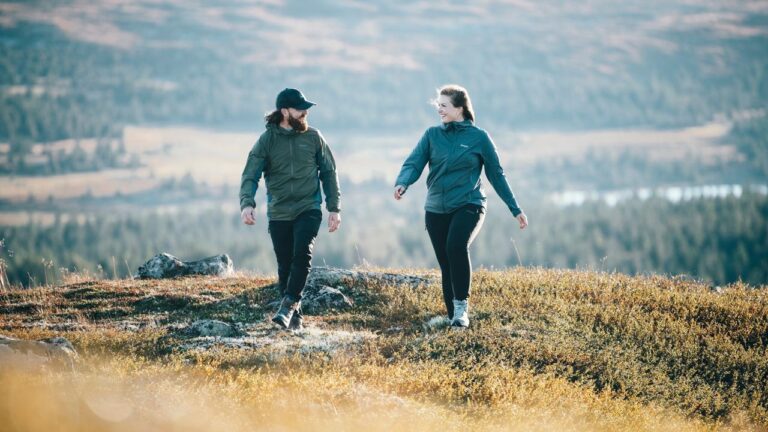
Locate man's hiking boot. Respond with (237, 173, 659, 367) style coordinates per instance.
(451, 299, 469, 328)
(288, 308, 304, 331)
(272, 296, 300, 329)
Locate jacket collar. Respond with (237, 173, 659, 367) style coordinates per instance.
(267, 122, 301, 136)
(440, 119, 473, 132)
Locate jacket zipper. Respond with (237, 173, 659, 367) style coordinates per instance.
(290, 136, 295, 196)
(443, 128, 461, 213)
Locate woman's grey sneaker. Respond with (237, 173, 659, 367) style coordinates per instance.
(272, 296, 299, 329)
(289, 308, 304, 331)
(451, 299, 469, 327)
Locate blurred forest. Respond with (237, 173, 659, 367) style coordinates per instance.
(1, 0, 767, 287)
(2, 188, 766, 287)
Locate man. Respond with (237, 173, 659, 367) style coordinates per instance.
(240, 88, 341, 330)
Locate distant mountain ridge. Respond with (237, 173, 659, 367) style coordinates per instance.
(1, 0, 767, 144)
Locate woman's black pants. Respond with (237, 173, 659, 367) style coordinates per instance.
(425, 204, 485, 319)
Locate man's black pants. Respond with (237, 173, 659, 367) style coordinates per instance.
(425, 204, 486, 319)
(268, 209, 322, 302)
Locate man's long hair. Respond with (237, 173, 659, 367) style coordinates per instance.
(265, 110, 283, 125)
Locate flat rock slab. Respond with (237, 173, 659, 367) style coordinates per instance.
(0, 334, 79, 371)
(176, 319, 246, 338)
(298, 285, 355, 314)
(266, 267, 432, 314)
(178, 320, 376, 355)
(137, 253, 233, 279)
(307, 267, 432, 290)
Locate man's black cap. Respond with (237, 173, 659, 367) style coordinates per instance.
(276, 88, 316, 110)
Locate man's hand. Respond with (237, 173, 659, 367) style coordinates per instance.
(517, 212, 528, 230)
(328, 212, 341, 232)
(241, 206, 256, 225)
(394, 185, 406, 200)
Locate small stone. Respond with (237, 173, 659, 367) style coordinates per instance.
(181, 319, 243, 337)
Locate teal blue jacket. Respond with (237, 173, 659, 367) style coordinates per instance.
(395, 120, 522, 216)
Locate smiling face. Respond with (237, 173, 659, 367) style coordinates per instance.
(436, 95, 464, 124)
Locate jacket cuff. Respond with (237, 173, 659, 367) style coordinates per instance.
(510, 206, 522, 217)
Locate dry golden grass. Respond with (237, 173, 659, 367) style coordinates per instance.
(497, 121, 739, 165)
(0, 267, 766, 431)
(0, 168, 160, 202)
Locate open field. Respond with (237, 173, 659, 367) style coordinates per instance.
(497, 121, 740, 165)
(0, 121, 742, 205)
(0, 267, 766, 431)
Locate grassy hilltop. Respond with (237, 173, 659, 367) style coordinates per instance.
(1, 267, 767, 431)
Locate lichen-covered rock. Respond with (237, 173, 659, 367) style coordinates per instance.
(185, 255, 234, 278)
(137, 253, 185, 279)
(137, 253, 233, 279)
(177, 321, 376, 355)
(302, 285, 354, 313)
(265, 267, 432, 314)
(307, 267, 431, 290)
(180, 319, 244, 338)
(0, 334, 79, 371)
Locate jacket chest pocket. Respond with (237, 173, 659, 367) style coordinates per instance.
(297, 143, 316, 163)
(294, 143, 318, 175)
(452, 149, 480, 170)
(269, 153, 290, 172)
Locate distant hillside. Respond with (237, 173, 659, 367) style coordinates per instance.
(0, 267, 766, 430)
(1, 0, 767, 148)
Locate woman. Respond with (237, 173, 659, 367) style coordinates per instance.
(394, 84, 528, 328)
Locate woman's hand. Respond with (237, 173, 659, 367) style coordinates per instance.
(394, 185, 406, 200)
(241, 206, 256, 225)
(516, 212, 528, 230)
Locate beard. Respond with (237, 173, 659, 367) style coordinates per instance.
(288, 114, 308, 132)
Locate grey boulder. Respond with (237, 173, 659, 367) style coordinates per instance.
(137, 253, 234, 279)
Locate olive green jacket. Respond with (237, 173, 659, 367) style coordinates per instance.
(239, 123, 341, 221)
